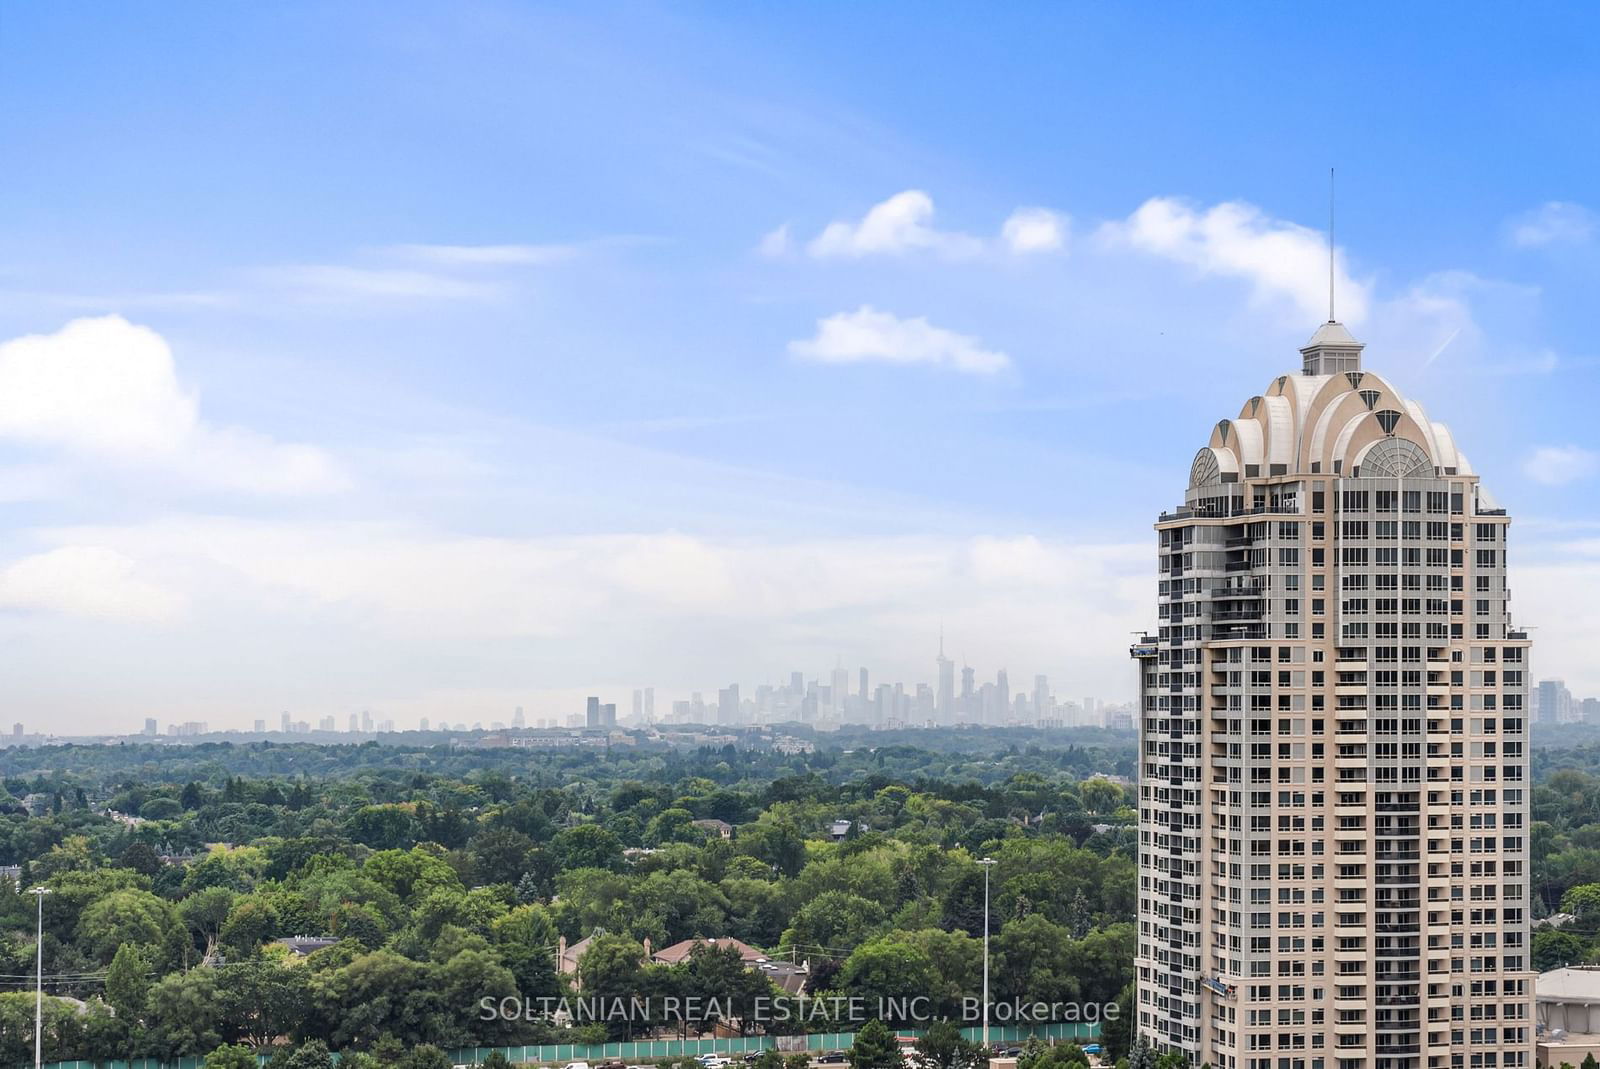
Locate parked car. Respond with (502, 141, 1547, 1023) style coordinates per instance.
(561, 1061, 592, 1069)
(818, 1053, 849, 1064)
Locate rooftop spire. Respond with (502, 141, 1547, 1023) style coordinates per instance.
(1329, 166, 1336, 324)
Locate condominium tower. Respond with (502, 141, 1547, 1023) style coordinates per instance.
(1133, 320, 1531, 1069)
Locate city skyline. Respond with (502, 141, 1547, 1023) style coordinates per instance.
(3, 6, 1600, 730)
(3, 636, 1135, 738)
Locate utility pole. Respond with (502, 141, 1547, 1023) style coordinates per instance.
(31, 886, 51, 1069)
(978, 857, 997, 1050)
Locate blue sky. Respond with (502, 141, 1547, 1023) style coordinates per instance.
(2, 3, 1599, 730)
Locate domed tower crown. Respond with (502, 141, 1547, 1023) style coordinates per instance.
(1299, 320, 1363, 376)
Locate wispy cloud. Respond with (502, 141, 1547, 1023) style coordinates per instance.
(387, 243, 579, 266)
(260, 264, 505, 301)
(757, 223, 792, 258)
(789, 305, 1010, 374)
(1524, 445, 1599, 486)
(1507, 201, 1596, 248)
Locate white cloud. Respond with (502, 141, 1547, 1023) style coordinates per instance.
(1001, 207, 1068, 253)
(807, 190, 984, 259)
(1099, 196, 1370, 325)
(0, 546, 183, 622)
(263, 264, 503, 301)
(387, 243, 577, 266)
(0, 316, 345, 495)
(789, 306, 1011, 374)
(1524, 445, 1599, 486)
(1508, 201, 1596, 248)
(0, 316, 198, 454)
(757, 223, 792, 258)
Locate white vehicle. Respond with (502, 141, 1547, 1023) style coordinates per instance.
(562, 1061, 592, 1069)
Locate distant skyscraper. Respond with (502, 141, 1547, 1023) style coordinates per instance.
(420, 716, 430, 731)
(718, 685, 739, 724)
(831, 666, 849, 712)
(789, 671, 804, 696)
(143, 718, 158, 736)
(601, 702, 617, 728)
(1134, 317, 1532, 1066)
(859, 668, 869, 708)
(1536, 679, 1574, 726)
(995, 669, 1009, 723)
(12, 723, 22, 737)
(253, 719, 266, 733)
(936, 633, 955, 721)
(280, 711, 290, 734)
(643, 687, 655, 721)
(319, 715, 335, 731)
(1032, 675, 1049, 721)
(361, 710, 373, 733)
(585, 696, 601, 728)
(348, 712, 359, 733)
(513, 706, 525, 728)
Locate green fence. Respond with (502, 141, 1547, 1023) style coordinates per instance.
(43, 1022, 1099, 1069)
(448, 1026, 1097, 1065)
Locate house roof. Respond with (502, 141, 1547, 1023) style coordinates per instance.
(1539, 967, 1600, 1002)
(652, 936, 764, 965)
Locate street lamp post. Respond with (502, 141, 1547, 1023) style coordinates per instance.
(30, 886, 51, 1069)
(978, 857, 997, 1052)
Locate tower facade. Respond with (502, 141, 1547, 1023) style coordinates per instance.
(1134, 322, 1532, 1069)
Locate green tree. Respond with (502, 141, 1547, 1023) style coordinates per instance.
(221, 897, 281, 956)
(182, 886, 237, 958)
(1562, 884, 1600, 922)
(397, 1043, 451, 1069)
(146, 968, 225, 1057)
(781, 891, 888, 954)
(554, 824, 626, 872)
(839, 937, 938, 1021)
(105, 942, 151, 1018)
(121, 840, 164, 877)
(915, 1020, 983, 1069)
(78, 887, 176, 962)
(205, 1043, 260, 1069)
(578, 934, 646, 1033)
(284, 1039, 336, 1069)
(851, 1018, 905, 1069)
(221, 957, 313, 1048)
(1533, 928, 1590, 972)
(467, 827, 537, 885)
(1101, 984, 1134, 1060)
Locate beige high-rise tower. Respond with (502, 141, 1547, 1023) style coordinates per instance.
(1133, 320, 1532, 1069)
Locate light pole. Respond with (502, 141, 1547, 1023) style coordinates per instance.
(978, 857, 996, 1051)
(30, 886, 51, 1069)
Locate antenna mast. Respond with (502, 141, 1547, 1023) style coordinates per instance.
(1329, 167, 1336, 323)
